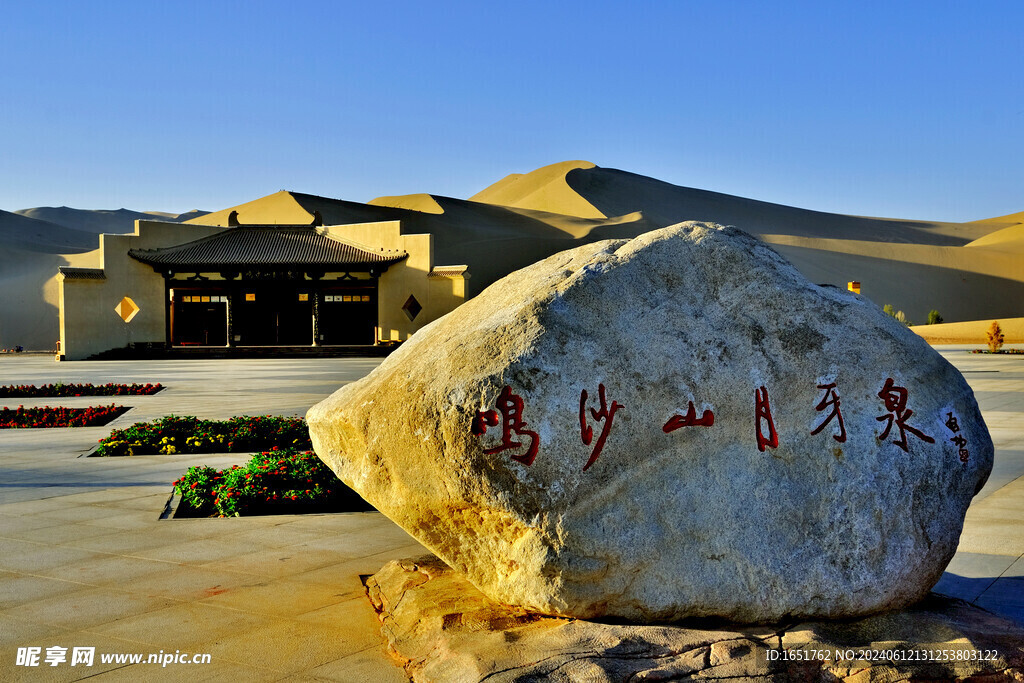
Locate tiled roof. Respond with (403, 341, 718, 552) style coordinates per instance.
(128, 226, 407, 268)
(58, 267, 105, 280)
(427, 265, 469, 279)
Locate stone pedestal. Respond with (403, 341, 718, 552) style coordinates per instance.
(365, 556, 1024, 683)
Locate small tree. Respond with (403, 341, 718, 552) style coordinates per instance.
(927, 310, 943, 325)
(882, 304, 911, 326)
(987, 320, 1005, 353)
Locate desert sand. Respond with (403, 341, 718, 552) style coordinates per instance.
(2, 161, 1021, 350)
(910, 317, 1024, 345)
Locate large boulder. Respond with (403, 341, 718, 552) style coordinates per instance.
(307, 223, 993, 623)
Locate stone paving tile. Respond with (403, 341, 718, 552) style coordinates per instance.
(4, 628, 153, 681)
(292, 524, 421, 558)
(933, 552, 1013, 603)
(87, 601, 272, 651)
(975, 577, 1024, 625)
(0, 520, 129, 546)
(79, 511, 168, 531)
(86, 661, 283, 682)
(218, 524, 343, 550)
(290, 543, 432, 589)
(0, 611, 74, 648)
(110, 565, 269, 602)
(31, 553, 180, 588)
(0, 539, 108, 574)
(197, 545, 349, 579)
(957, 477, 1024, 557)
(0, 571, 104, 610)
(129, 535, 288, 566)
(202, 614, 382, 676)
(196, 578, 356, 616)
(306, 647, 410, 683)
(59, 525, 221, 555)
(1, 586, 178, 631)
(0, 512, 72, 534)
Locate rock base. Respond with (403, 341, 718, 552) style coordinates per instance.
(365, 557, 1024, 682)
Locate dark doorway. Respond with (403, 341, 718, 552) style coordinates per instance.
(172, 293, 227, 346)
(234, 286, 313, 346)
(320, 286, 376, 345)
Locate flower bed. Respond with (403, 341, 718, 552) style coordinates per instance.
(970, 349, 1024, 354)
(95, 414, 311, 456)
(0, 383, 163, 398)
(0, 405, 130, 428)
(173, 449, 371, 517)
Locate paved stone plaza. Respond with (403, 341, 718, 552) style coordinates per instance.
(0, 350, 1021, 680)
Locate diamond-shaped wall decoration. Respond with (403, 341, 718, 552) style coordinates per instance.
(402, 295, 422, 321)
(115, 296, 140, 323)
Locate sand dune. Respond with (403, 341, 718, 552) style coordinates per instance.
(368, 193, 445, 214)
(965, 224, 1024, 253)
(188, 190, 662, 292)
(471, 160, 606, 219)
(0, 209, 99, 253)
(17, 206, 208, 234)
(465, 162, 1023, 324)
(3, 161, 1021, 350)
(967, 210, 1024, 226)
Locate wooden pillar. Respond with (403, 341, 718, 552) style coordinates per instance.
(225, 292, 235, 347)
(311, 290, 321, 347)
(166, 280, 175, 347)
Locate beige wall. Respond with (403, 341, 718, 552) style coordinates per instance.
(59, 221, 225, 360)
(324, 222, 465, 342)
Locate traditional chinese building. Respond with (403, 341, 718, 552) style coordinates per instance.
(56, 214, 467, 360)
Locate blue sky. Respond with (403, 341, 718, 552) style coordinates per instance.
(1, 1, 1021, 221)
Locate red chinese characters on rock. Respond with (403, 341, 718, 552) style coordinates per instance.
(471, 385, 539, 466)
(663, 401, 714, 433)
(754, 386, 779, 451)
(579, 384, 623, 471)
(876, 377, 934, 452)
(470, 376, 953, 471)
(810, 382, 847, 443)
(944, 411, 969, 464)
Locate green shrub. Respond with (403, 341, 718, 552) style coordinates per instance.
(96, 414, 311, 456)
(172, 466, 223, 517)
(927, 310, 943, 325)
(173, 449, 369, 517)
(882, 304, 911, 327)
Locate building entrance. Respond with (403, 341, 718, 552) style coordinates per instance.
(171, 292, 228, 346)
(319, 285, 376, 345)
(170, 280, 379, 348)
(234, 285, 314, 346)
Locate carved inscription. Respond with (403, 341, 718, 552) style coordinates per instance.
(876, 378, 935, 452)
(472, 385, 539, 466)
(470, 377, 963, 471)
(810, 382, 847, 443)
(579, 384, 623, 471)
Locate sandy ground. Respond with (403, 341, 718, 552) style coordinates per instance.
(912, 317, 1024, 345)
